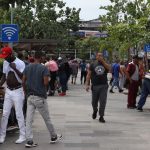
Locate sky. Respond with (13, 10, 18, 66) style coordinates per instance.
(63, 0, 111, 21)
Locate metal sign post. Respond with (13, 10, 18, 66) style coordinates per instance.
(9, 4, 14, 48)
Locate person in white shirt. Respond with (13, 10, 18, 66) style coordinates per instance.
(0, 47, 26, 144)
(126, 55, 140, 109)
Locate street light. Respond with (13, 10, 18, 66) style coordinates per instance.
(8, 4, 14, 48)
(75, 49, 77, 59)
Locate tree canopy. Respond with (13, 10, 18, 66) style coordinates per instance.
(99, 0, 150, 59)
(0, 0, 80, 40)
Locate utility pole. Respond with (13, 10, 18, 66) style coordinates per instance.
(75, 49, 77, 59)
(9, 4, 13, 48)
(90, 48, 91, 59)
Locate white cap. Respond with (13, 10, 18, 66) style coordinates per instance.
(58, 57, 62, 60)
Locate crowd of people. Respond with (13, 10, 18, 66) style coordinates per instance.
(109, 55, 150, 111)
(0, 46, 90, 147)
(0, 45, 150, 147)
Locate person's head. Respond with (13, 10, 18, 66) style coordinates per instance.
(52, 55, 57, 61)
(96, 52, 103, 61)
(34, 51, 43, 62)
(132, 55, 139, 64)
(120, 60, 124, 65)
(0, 47, 14, 63)
(115, 58, 120, 64)
(29, 57, 34, 63)
(58, 57, 62, 61)
(46, 57, 50, 61)
(82, 60, 85, 63)
(17, 52, 24, 60)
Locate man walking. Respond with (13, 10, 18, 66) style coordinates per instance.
(109, 59, 123, 93)
(0, 46, 26, 144)
(80, 60, 87, 84)
(22, 51, 62, 148)
(137, 70, 150, 111)
(86, 53, 110, 123)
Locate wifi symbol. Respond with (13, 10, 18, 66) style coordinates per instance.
(2, 27, 17, 40)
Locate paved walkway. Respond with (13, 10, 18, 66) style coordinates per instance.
(1, 78, 150, 150)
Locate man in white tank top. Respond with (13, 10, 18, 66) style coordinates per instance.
(126, 55, 140, 109)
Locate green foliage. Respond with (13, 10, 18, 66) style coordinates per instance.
(99, 0, 150, 59)
(75, 37, 101, 59)
(0, 0, 80, 42)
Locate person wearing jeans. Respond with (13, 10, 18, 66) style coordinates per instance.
(26, 96, 57, 141)
(23, 51, 62, 148)
(109, 60, 123, 93)
(137, 72, 150, 111)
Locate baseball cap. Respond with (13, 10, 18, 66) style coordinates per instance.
(0, 47, 12, 58)
(58, 57, 62, 60)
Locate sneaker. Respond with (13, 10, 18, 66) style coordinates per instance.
(99, 116, 105, 123)
(92, 111, 97, 119)
(119, 89, 123, 93)
(59, 92, 66, 96)
(127, 105, 137, 109)
(137, 107, 143, 112)
(15, 136, 26, 144)
(0, 136, 5, 144)
(109, 89, 114, 93)
(50, 134, 62, 144)
(48, 92, 54, 96)
(127, 106, 135, 109)
(25, 140, 38, 148)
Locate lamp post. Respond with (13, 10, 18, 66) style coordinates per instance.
(90, 48, 91, 59)
(75, 49, 77, 59)
(11, 4, 13, 24)
(9, 4, 14, 48)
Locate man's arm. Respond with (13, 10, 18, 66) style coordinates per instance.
(44, 76, 50, 87)
(101, 59, 111, 72)
(22, 74, 27, 94)
(10, 63, 23, 79)
(119, 66, 123, 76)
(0, 74, 6, 86)
(125, 64, 132, 83)
(85, 69, 91, 92)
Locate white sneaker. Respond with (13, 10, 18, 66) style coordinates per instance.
(0, 136, 5, 144)
(15, 136, 26, 144)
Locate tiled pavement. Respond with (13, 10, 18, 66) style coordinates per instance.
(1, 79, 150, 150)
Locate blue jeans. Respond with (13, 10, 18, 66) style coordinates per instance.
(137, 78, 150, 108)
(59, 73, 67, 93)
(111, 77, 121, 90)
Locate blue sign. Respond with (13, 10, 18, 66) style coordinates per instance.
(144, 44, 150, 52)
(1, 24, 19, 42)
